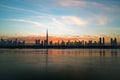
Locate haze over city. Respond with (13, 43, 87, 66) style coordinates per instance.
(0, 0, 120, 44)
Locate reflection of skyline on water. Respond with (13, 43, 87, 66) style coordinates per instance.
(0, 49, 120, 80)
(42, 49, 119, 57)
(0, 49, 119, 56)
(0, 49, 119, 67)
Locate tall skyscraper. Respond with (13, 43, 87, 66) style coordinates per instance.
(44, 29, 48, 46)
(99, 37, 102, 45)
(98, 37, 105, 46)
(46, 29, 48, 43)
(46, 29, 48, 44)
(111, 38, 117, 46)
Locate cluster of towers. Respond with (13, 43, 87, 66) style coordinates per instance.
(98, 37, 105, 46)
(111, 38, 117, 46)
(35, 29, 48, 46)
(0, 29, 118, 47)
(35, 30, 118, 46)
(0, 38, 25, 46)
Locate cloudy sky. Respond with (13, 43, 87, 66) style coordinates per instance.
(0, 0, 120, 43)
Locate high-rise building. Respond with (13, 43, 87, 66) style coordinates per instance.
(103, 37, 105, 45)
(50, 41, 53, 46)
(99, 37, 102, 45)
(98, 37, 105, 46)
(35, 39, 40, 45)
(61, 40, 65, 46)
(111, 38, 117, 46)
(114, 38, 117, 45)
(46, 29, 48, 45)
(44, 29, 48, 46)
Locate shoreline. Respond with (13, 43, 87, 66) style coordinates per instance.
(0, 45, 120, 49)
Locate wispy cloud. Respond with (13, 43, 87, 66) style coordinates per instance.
(58, 0, 115, 11)
(0, 3, 110, 27)
(96, 16, 108, 26)
(90, 15, 109, 26)
(51, 17, 66, 27)
(7, 19, 48, 27)
(59, 0, 91, 6)
(6, 18, 74, 33)
(0, 4, 51, 16)
(61, 16, 88, 26)
(36, 15, 88, 27)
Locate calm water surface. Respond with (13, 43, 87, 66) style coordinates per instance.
(0, 49, 120, 80)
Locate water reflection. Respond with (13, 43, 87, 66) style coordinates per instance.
(0, 49, 120, 80)
(55, 49, 119, 57)
(45, 49, 48, 69)
(0, 49, 119, 57)
(99, 49, 105, 56)
(111, 49, 117, 56)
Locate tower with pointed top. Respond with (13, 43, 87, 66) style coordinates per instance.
(46, 29, 48, 46)
(44, 29, 48, 46)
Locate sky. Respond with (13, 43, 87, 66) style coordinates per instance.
(0, 0, 120, 43)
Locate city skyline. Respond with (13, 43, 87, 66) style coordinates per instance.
(0, 0, 120, 43)
(0, 29, 119, 46)
(0, 31, 120, 44)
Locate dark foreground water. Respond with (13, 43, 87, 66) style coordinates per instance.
(0, 49, 120, 80)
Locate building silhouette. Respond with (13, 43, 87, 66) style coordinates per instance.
(0, 38, 25, 46)
(35, 39, 40, 45)
(44, 29, 48, 46)
(0, 29, 119, 48)
(111, 38, 117, 46)
(99, 37, 102, 45)
(98, 37, 105, 46)
(61, 40, 65, 46)
(49, 41, 53, 46)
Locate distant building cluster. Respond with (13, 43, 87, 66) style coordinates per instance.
(0, 38, 25, 46)
(111, 38, 117, 46)
(35, 37, 118, 47)
(34, 30, 118, 46)
(35, 29, 48, 46)
(0, 30, 118, 47)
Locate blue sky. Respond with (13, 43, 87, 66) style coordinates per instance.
(0, 0, 120, 41)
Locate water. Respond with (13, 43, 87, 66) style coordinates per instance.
(0, 49, 120, 80)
